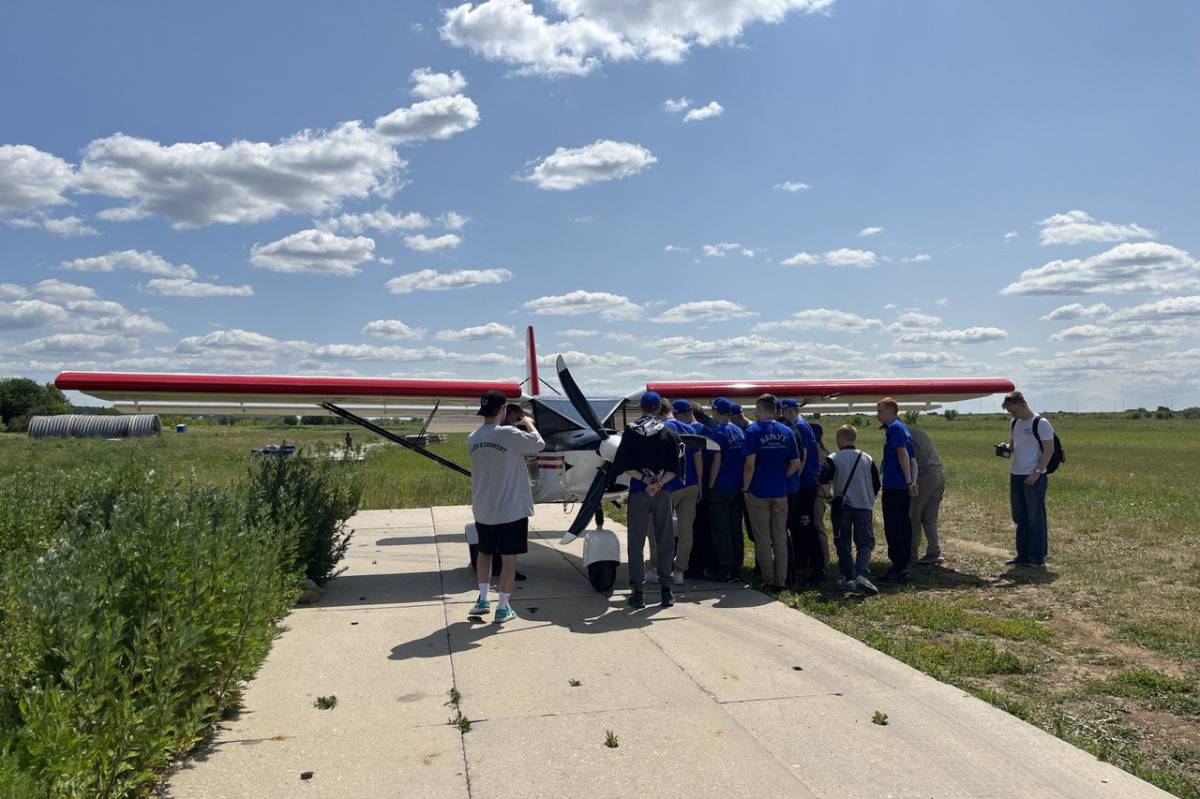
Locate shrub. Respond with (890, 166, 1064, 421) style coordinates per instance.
(943, 409, 960, 422)
(902, 410, 920, 426)
(850, 414, 865, 428)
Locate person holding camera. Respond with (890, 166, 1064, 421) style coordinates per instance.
(999, 390, 1055, 568)
(467, 391, 544, 623)
(819, 424, 880, 595)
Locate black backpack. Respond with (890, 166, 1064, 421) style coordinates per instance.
(1010, 414, 1065, 474)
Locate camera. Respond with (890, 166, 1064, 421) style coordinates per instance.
(994, 442, 1012, 458)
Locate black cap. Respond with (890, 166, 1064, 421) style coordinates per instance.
(477, 390, 507, 416)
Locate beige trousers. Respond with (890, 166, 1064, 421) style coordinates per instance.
(745, 493, 789, 587)
(910, 469, 946, 558)
(813, 493, 830, 566)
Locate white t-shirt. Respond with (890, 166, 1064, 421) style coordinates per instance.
(1010, 415, 1054, 476)
(467, 423, 545, 525)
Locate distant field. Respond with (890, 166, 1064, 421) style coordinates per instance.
(2, 413, 1197, 796)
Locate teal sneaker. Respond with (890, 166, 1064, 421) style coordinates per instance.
(493, 605, 518, 623)
(468, 598, 490, 617)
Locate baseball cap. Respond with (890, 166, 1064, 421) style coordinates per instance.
(640, 390, 662, 410)
(730, 403, 743, 415)
(476, 389, 507, 416)
(672, 399, 691, 413)
(780, 398, 800, 409)
(712, 397, 733, 415)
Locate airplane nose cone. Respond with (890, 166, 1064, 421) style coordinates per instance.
(598, 433, 620, 462)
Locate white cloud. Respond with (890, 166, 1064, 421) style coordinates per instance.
(68, 303, 169, 336)
(362, 319, 427, 340)
(0, 144, 75, 213)
(1003, 230, 1019, 242)
(1049, 323, 1169, 342)
(1001, 242, 1199, 295)
(144, 278, 254, 298)
(0, 284, 28, 300)
(935, 297, 950, 307)
(998, 346, 1038, 357)
(663, 97, 691, 113)
(683, 100, 723, 122)
(435, 322, 516, 341)
(655, 300, 755, 324)
(76, 123, 403, 228)
(373, 94, 480, 143)
(249, 229, 375, 276)
(522, 289, 642, 319)
(895, 326, 1008, 344)
(404, 232, 462, 251)
(20, 333, 138, 354)
(781, 251, 819, 266)
(32, 279, 96, 302)
(317, 207, 430, 234)
(4, 212, 98, 237)
(176, 329, 298, 354)
(879, 351, 967, 367)
(702, 242, 753, 257)
(409, 67, 469, 99)
(386, 267, 512, 294)
(664, 244, 688, 252)
(774, 181, 811, 192)
(522, 139, 656, 190)
(439, 211, 469, 230)
(61, 249, 198, 278)
(901, 253, 931, 263)
(858, 226, 883, 237)
(1037, 209, 1156, 246)
(1108, 295, 1200, 323)
(440, 0, 834, 76)
(562, 328, 598, 337)
(893, 311, 942, 328)
(782, 249, 878, 268)
(753, 308, 882, 333)
(1040, 302, 1112, 321)
(542, 350, 641, 369)
(0, 300, 69, 330)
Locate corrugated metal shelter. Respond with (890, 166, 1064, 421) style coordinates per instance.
(27, 414, 162, 439)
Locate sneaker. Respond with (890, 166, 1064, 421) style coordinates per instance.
(1004, 557, 1025, 566)
(514, 571, 527, 582)
(468, 598, 490, 616)
(493, 605, 518, 623)
(672, 570, 685, 586)
(835, 578, 857, 592)
(660, 587, 675, 607)
(854, 575, 880, 596)
(627, 590, 646, 609)
(881, 570, 909, 584)
(1016, 560, 1042, 569)
(916, 553, 944, 565)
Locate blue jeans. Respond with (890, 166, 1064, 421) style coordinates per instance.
(1010, 474, 1048, 564)
(832, 506, 874, 580)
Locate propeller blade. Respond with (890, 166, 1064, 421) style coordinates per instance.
(560, 462, 610, 545)
(555, 354, 605, 437)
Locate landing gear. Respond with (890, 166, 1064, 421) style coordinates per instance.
(587, 560, 617, 594)
(595, 505, 605, 529)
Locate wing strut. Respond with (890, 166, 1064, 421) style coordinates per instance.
(320, 401, 470, 478)
(417, 400, 440, 441)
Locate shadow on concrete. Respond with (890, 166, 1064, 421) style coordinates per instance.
(318, 571, 447, 608)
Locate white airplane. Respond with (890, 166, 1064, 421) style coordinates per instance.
(55, 326, 1013, 593)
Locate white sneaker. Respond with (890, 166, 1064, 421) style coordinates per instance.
(854, 575, 879, 596)
(835, 578, 857, 592)
(672, 570, 685, 585)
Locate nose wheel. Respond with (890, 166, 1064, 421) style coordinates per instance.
(587, 561, 617, 594)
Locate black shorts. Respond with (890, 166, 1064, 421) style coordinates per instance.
(475, 518, 529, 555)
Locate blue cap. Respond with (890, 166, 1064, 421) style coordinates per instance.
(712, 397, 733, 415)
(780, 398, 800, 409)
(730, 403, 743, 415)
(640, 390, 662, 410)
(672, 399, 691, 413)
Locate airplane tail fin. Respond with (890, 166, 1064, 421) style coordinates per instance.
(525, 325, 539, 397)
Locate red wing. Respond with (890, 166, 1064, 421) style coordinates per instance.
(55, 371, 521, 419)
(643, 378, 1014, 408)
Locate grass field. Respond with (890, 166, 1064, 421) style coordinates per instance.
(2, 413, 1197, 796)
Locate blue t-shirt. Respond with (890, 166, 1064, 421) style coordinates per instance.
(744, 419, 800, 499)
(705, 422, 745, 493)
(663, 418, 699, 489)
(793, 417, 820, 488)
(881, 418, 915, 489)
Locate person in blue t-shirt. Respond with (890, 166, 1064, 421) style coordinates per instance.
(703, 397, 746, 582)
(876, 397, 918, 582)
(661, 399, 704, 584)
(743, 394, 802, 590)
(781, 399, 826, 586)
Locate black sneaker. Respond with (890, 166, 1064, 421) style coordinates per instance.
(660, 587, 675, 607)
(1004, 558, 1026, 566)
(627, 590, 646, 609)
(515, 571, 527, 581)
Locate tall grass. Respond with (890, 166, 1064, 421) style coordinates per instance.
(0, 454, 361, 798)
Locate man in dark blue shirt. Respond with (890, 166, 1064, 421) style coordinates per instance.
(664, 399, 704, 585)
(703, 397, 746, 582)
(781, 399, 824, 586)
(743, 394, 802, 590)
(876, 397, 917, 582)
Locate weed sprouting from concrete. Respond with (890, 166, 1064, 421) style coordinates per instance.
(568, 679, 582, 687)
(872, 711, 888, 726)
(314, 695, 338, 710)
(446, 687, 462, 707)
(449, 710, 472, 733)
(604, 729, 619, 748)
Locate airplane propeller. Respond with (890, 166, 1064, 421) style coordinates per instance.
(555, 355, 616, 544)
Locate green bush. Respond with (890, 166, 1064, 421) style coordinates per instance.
(902, 410, 921, 426)
(0, 453, 361, 798)
(943, 409, 960, 421)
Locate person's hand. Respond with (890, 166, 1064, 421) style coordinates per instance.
(907, 482, 918, 497)
(1024, 472, 1040, 486)
(645, 481, 659, 497)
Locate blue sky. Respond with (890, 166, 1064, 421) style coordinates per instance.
(2, 0, 1198, 411)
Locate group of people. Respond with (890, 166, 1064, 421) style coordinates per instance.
(464, 385, 1054, 621)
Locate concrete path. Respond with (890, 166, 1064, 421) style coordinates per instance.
(168, 505, 1171, 799)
